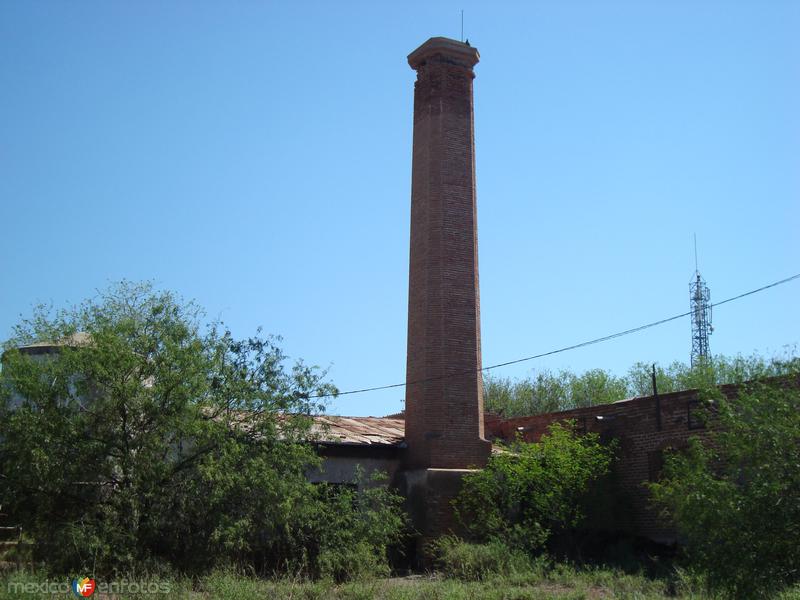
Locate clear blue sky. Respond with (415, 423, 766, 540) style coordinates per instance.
(2, 1, 798, 417)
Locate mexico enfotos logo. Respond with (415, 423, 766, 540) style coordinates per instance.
(6, 577, 171, 596)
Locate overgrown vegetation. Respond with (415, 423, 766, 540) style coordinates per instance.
(454, 423, 614, 554)
(0, 282, 405, 579)
(432, 536, 537, 581)
(9, 564, 800, 599)
(0, 565, 776, 600)
(2, 281, 798, 598)
(484, 353, 799, 416)
(459, 367, 800, 599)
(651, 371, 800, 599)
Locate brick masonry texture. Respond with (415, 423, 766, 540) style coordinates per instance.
(404, 38, 491, 469)
(483, 387, 743, 542)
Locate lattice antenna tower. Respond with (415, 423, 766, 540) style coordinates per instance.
(690, 235, 713, 366)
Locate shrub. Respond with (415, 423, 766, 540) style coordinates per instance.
(308, 471, 408, 582)
(651, 372, 800, 599)
(317, 542, 383, 583)
(454, 422, 614, 554)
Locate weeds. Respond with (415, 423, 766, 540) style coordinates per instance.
(2, 551, 799, 599)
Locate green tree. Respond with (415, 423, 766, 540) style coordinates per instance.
(0, 282, 405, 578)
(484, 369, 628, 417)
(650, 372, 800, 599)
(483, 374, 559, 416)
(567, 368, 629, 409)
(454, 423, 614, 553)
(627, 353, 798, 398)
(486, 352, 798, 417)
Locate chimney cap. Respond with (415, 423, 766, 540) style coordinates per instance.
(408, 37, 479, 70)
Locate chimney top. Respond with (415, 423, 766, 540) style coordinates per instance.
(407, 36, 479, 70)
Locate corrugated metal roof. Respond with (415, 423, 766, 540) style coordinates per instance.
(18, 332, 92, 351)
(311, 416, 405, 446)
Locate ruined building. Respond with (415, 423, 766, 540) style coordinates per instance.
(314, 36, 492, 546)
(311, 37, 727, 546)
(2, 37, 733, 550)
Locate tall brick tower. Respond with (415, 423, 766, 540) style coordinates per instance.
(404, 37, 491, 470)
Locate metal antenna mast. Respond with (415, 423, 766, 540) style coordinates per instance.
(690, 234, 713, 365)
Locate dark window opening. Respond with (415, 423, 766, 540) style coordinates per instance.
(648, 450, 665, 482)
(687, 400, 706, 430)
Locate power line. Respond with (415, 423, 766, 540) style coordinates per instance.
(310, 272, 800, 400)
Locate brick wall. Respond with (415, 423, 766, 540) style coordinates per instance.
(485, 387, 741, 542)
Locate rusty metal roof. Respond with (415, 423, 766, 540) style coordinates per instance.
(17, 332, 93, 352)
(311, 416, 405, 447)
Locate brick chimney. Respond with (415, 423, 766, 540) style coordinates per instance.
(404, 37, 491, 469)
